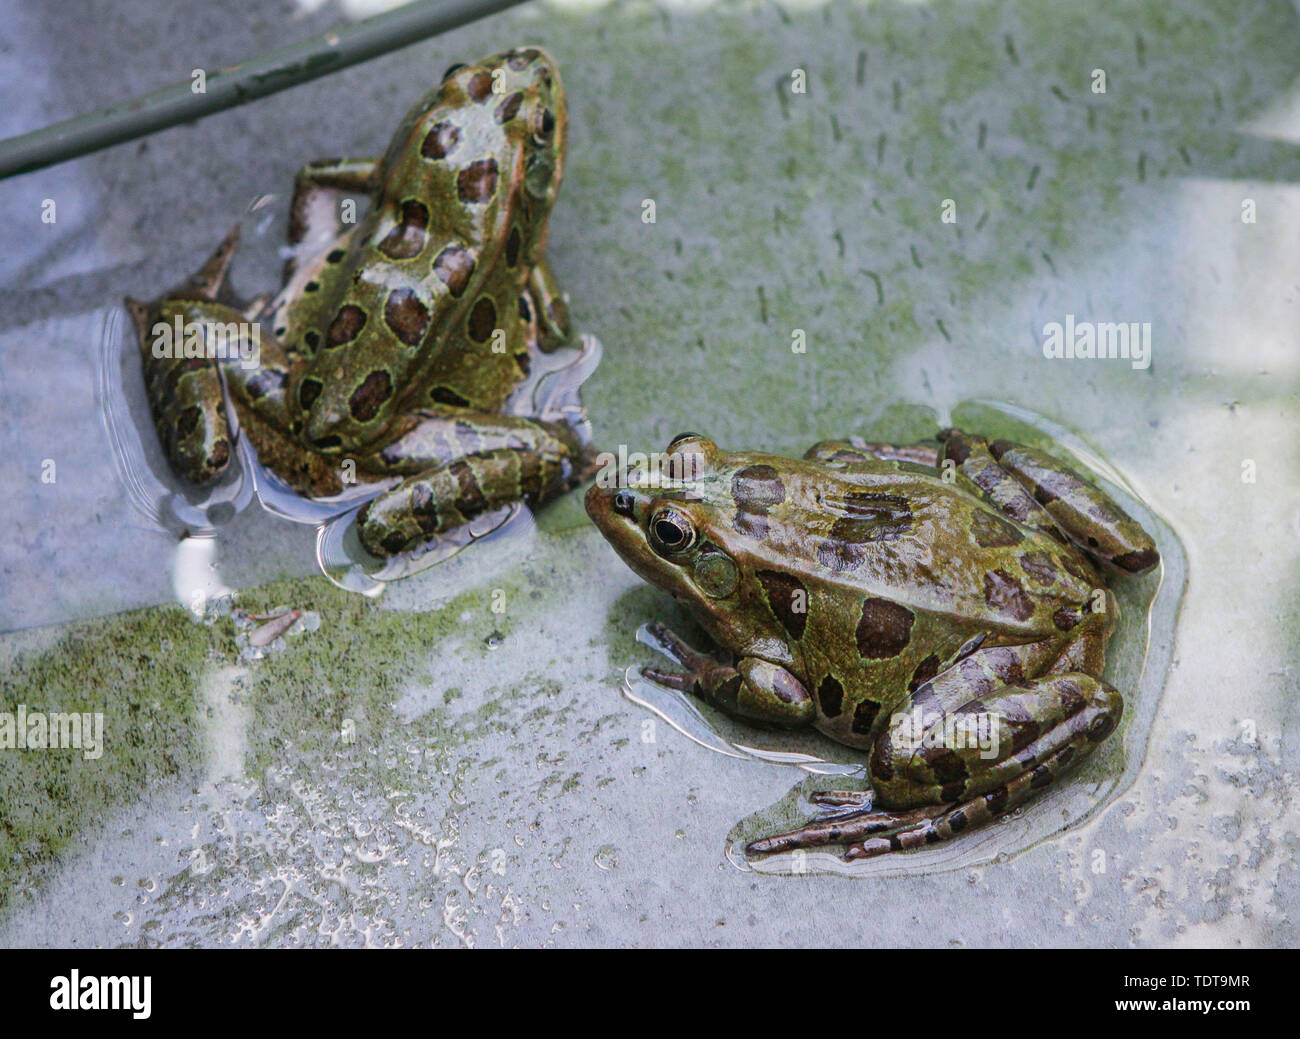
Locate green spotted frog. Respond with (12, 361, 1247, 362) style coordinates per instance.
(586, 430, 1160, 860)
(127, 48, 591, 557)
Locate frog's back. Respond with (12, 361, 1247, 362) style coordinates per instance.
(712, 452, 1098, 746)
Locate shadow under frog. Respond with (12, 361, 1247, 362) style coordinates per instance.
(586, 429, 1160, 860)
(126, 48, 595, 558)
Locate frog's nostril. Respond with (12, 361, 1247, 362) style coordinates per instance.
(613, 490, 635, 517)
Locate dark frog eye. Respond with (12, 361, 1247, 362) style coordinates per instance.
(649, 508, 696, 555)
(532, 107, 555, 144)
(442, 62, 468, 81)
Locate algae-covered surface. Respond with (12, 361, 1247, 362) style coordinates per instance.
(0, 0, 1297, 945)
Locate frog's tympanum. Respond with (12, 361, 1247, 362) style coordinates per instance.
(586, 430, 1160, 859)
(127, 48, 592, 557)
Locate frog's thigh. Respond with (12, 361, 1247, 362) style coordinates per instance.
(695, 658, 814, 728)
(287, 157, 380, 246)
(987, 440, 1160, 575)
(804, 439, 940, 466)
(872, 672, 1122, 810)
(357, 444, 576, 557)
(129, 299, 235, 485)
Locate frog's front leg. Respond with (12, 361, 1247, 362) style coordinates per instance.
(641, 624, 814, 728)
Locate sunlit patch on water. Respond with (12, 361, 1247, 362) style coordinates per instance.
(618, 400, 1187, 878)
(98, 195, 602, 600)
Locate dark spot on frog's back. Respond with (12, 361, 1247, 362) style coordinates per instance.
(433, 244, 475, 297)
(817, 675, 844, 717)
(1113, 546, 1160, 574)
(421, 121, 460, 160)
(1019, 550, 1058, 585)
(731, 464, 785, 509)
(430, 386, 471, 408)
(467, 297, 497, 342)
(851, 699, 881, 735)
(494, 92, 523, 124)
(466, 71, 494, 102)
(505, 226, 521, 267)
(983, 569, 1035, 622)
(325, 304, 366, 348)
(349, 370, 393, 423)
(971, 509, 1024, 548)
(298, 378, 323, 410)
(756, 570, 808, 640)
(909, 654, 941, 692)
(855, 598, 914, 659)
(457, 158, 499, 204)
(378, 199, 431, 260)
(384, 288, 430, 347)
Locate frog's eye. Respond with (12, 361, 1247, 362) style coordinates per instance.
(531, 107, 556, 145)
(442, 62, 467, 81)
(649, 508, 696, 555)
(664, 433, 714, 481)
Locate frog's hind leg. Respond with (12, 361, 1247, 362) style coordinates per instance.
(804, 438, 941, 467)
(749, 670, 1121, 859)
(286, 158, 380, 247)
(941, 429, 1159, 575)
(353, 412, 588, 556)
(986, 439, 1160, 575)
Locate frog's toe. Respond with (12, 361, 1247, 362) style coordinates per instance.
(746, 805, 933, 856)
(808, 789, 874, 811)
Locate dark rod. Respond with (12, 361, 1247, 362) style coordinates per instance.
(0, 0, 527, 180)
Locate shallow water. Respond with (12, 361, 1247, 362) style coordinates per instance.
(1, 0, 1296, 946)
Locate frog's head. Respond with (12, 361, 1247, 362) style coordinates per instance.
(585, 433, 795, 644)
(439, 48, 568, 265)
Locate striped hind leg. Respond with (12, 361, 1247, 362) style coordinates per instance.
(747, 670, 1121, 859)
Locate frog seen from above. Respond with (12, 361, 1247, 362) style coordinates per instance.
(586, 429, 1160, 860)
(127, 48, 593, 557)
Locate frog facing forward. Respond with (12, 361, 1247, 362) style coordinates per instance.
(127, 48, 593, 557)
(586, 429, 1160, 859)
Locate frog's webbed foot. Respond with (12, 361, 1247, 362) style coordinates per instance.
(749, 731, 1091, 860)
(940, 429, 1159, 575)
